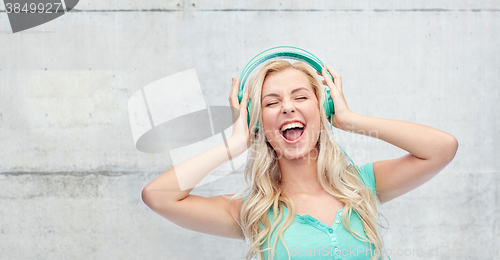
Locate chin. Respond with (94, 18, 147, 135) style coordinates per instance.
(280, 147, 317, 161)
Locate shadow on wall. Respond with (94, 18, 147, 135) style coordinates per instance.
(128, 68, 248, 190)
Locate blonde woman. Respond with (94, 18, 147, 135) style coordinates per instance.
(141, 60, 458, 260)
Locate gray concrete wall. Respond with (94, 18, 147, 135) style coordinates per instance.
(1, 0, 498, 259)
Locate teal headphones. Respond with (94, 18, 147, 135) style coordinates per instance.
(237, 46, 335, 129)
(236, 46, 363, 174)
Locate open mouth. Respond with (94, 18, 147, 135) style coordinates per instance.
(280, 123, 306, 144)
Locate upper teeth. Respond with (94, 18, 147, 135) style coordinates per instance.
(281, 122, 304, 132)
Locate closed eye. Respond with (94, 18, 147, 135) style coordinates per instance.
(266, 102, 277, 107)
(296, 97, 307, 100)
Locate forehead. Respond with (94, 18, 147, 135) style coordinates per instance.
(261, 68, 313, 96)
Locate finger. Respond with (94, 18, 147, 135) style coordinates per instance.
(240, 81, 249, 111)
(322, 66, 335, 88)
(239, 82, 250, 130)
(235, 77, 243, 105)
(228, 77, 235, 102)
(326, 65, 342, 92)
(325, 64, 340, 79)
(229, 77, 240, 108)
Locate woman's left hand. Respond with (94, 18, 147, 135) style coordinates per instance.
(320, 65, 354, 130)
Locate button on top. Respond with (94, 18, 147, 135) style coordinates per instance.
(339, 212, 342, 216)
(335, 220, 340, 224)
(331, 237, 337, 242)
(328, 228, 333, 233)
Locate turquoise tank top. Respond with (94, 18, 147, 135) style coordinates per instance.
(242, 163, 388, 260)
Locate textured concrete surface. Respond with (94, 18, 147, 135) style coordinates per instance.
(0, 1, 499, 259)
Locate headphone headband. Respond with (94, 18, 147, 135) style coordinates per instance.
(238, 46, 326, 103)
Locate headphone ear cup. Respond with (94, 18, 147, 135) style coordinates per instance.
(246, 99, 251, 126)
(246, 99, 260, 132)
(323, 88, 335, 119)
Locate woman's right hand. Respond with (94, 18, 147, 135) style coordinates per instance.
(141, 78, 250, 242)
(228, 77, 250, 154)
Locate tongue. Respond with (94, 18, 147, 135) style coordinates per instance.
(283, 128, 303, 141)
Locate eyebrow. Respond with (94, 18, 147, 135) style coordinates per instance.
(262, 87, 310, 100)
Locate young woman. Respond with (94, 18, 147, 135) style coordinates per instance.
(141, 60, 458, 260)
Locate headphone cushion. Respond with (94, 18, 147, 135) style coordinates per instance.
(323, 88, 335, 118)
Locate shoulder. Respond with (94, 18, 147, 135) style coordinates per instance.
(356, 162, 377, 196)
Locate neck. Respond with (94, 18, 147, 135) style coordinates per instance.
(278, 147, 324, 197)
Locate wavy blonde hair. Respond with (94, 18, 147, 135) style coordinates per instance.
(230, 60, 387, 260)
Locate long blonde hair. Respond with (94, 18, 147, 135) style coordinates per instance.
(230, 60, 386, 260)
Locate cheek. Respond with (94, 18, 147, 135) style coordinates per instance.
(263, 127, 281, 145)
(312, 116, 322, 136)
(305, 111, 322, 138)
(297, 102, 320, 119)
(261, 110, 278, 135)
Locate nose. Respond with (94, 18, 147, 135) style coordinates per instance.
(281, 99, 295, 114)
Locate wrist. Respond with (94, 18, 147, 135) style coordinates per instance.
(338, 111, 361, 132)
(226, 137, 248, 158)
